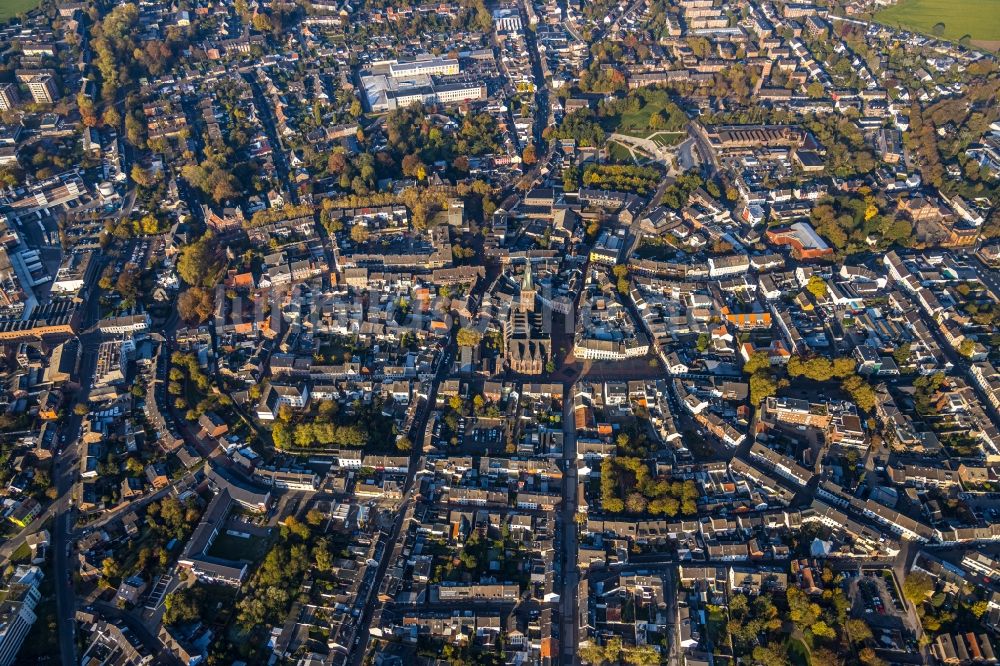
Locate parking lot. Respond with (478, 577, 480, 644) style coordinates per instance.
(428, 414, 509, 454)
(847, 570, 909, 631)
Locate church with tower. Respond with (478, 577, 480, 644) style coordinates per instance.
(504, 260, 551, 375)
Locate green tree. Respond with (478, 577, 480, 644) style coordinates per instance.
(807, 81, 826, 99)
(970, 600, 990, 618)
(251, 13, 273, 32)
(902, 571, 934, 605)
(812, 620, 837, 640)
(787, 586, 820, 630)
(101, 557, 120, 581)
(604, 638, 623, 663)
(456, 327, 482, 347)
(125, 457, 144, 475)
(847, 617, 873, 643)
(842, 375, 877, 411)
(859, 647, 886, 666)
(806, 275, 828, 299)
(314, 540, 333, 572)
(177, 235, 223, 288)
(624, 645, 660, 665)
(579, 644, 607, 665)
(893, 342, 911, 366)
(164, 586, 204, 625)
(349, 224, 370, 244)
(812, 648, 844, 666)
(130, 164, 159, 188)
(752, 644, 790, 666)
(750, 371, 780, 405)
(743, 350, 771, 375)
(272, 422, 292, 449)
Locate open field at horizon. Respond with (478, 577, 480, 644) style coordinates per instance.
(876, 0, 1000, 50)
(0, 0, 39, 21)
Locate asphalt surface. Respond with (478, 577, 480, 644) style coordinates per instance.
(52, 259, 107, 666)
(560, 390, 580, 663)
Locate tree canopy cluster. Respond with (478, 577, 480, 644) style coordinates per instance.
(107, 496, 203, 588)
(548, 109, 607, 147)
(163, 585, 204, 626)
(579, 638, 661, 665)
(177, 287, 215, 324)
(181, 157, 240, 204)
(600, 457, 698, 515)
(235, 516, 335, 630)
(271, 399, 395, 451)
(384, 105, 500, 177)
(456, 327, 483, 347)
(581, 164, 662, 195)
(809, 191, 911, 253)
(659, 170, 706, 210)
(177, 234, 225, 288)
(786, 355, 857, 382)
(92, 3, 188, 103)
(744, 350, 788, 405)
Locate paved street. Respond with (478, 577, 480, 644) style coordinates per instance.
(561, 389, 580, 663)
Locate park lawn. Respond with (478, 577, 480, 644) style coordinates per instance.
(612, 88, 676, 136)
(651, 132, 685, 147)
(0, 0, 39, 21)
(876, 0, 1000, 47)
(607, 140, 637, 162)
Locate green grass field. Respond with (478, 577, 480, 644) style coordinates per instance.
(612, 89, 676, 135)
(651, 132, 685, 147)
(207, 531, 271, 562)
(876, 0, 1000, 49)
(0, 0, 40, 21)
(606, 141, 636, 162)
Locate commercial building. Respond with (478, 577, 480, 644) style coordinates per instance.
(362, 74, 486, 112)
(51, 251, 95, 296)
(765, 396, 832, 428)
(388, 57, 459, 78)
(0, 566, 44, 666)
(252, 467, 320, 491)
(766, 222, 834, 260)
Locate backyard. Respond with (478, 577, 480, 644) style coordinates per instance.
(207, 530, 272, 561)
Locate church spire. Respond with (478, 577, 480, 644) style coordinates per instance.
(521, 258, 534, 292)
(520, 259, 536, 312)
